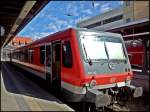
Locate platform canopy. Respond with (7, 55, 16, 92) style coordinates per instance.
(0, 0, 49, 48)
(107, 18, 149, 41)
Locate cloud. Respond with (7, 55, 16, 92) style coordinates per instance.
(39, 32, 50, 37)
(67, 4, 79, 17)
(30, 32, 51, 40)
(82, 9, 93, 15)
(29, 33, 40, 40)
(118, 1, 124, 5)
(46, 23, 58, 32)
(94, 2, 101, 8)
(100, 2, 112, 13)
(18, 1, 122, 40)
(45, 17, 70, 32)
(75, 15, 91, 25)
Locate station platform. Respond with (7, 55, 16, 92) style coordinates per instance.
(1, 62, 74, 111)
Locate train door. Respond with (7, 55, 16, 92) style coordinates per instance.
(45, 43, 52, 86)
(52, 41, 61, 92)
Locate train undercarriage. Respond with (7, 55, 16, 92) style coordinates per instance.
(83, 85, 143, 111)
(62, 84, 143, 112)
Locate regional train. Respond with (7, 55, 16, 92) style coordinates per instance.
(11, 28, 143, 109)
(125, 40, 145, 71)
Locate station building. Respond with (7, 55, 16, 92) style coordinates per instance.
(1, 37, 32, 61)
(77, 1, 149, 31)
(10, 37, 33, 48)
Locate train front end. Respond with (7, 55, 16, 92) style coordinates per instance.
(76, 29, 143, 108)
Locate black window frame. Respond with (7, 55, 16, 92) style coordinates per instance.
(85, 21, 102, 29)
(40, 45, 45, 65)
(62, 41, 73, 68)
(84, 15, 123, 29)
(103, 14, 123, 24)
(28, 49, 34, 63)
(24, 49, 28, 62)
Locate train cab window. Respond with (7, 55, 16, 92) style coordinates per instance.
(40, 46, 45, 64)
(62, 41, 73, 68)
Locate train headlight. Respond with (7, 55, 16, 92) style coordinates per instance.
(89, 80, 97, 88)
(125, 75, 131, 86)
(84, 83, 90, 87)
(110, 77, 116, 83)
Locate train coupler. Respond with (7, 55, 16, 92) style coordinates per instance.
(86, 88, 111, 107)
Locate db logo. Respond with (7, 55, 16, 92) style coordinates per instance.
(108, 62, 116, 70)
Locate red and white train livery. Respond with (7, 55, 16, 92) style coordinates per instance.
(11, 28, 143, 108)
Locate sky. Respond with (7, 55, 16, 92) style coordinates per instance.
(17, 1, 123, 40)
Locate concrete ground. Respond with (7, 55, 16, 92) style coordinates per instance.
(1, 62, 73, 111)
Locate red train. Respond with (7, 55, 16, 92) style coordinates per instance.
(11, 28, 143, 109)
(125, 40, 145, 71)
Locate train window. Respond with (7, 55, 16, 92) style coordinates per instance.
(22, 50, 26, 62)
(20, 51, 24, 61)
(13, 52, 15, 59)
(17, 51, 20, 60)
(28, 49, 34, 63)
(40, 46, 45, 64)
(46, 45, 51, 67)
(25, 50, 28, 62)
(62, 41, 73, 68)
(80, 36, 108, 60)
(105, 37, 126, 60)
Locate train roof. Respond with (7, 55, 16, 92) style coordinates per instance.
(15, 28, 75, 51)
(14, 27, 122, 51)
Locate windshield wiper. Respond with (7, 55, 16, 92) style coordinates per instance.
(82, 43, 93, 66)
(101, 41, 121, 65)
(100, 41, 110, 65)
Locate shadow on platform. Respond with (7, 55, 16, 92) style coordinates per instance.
(1, 62, 63, 104)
